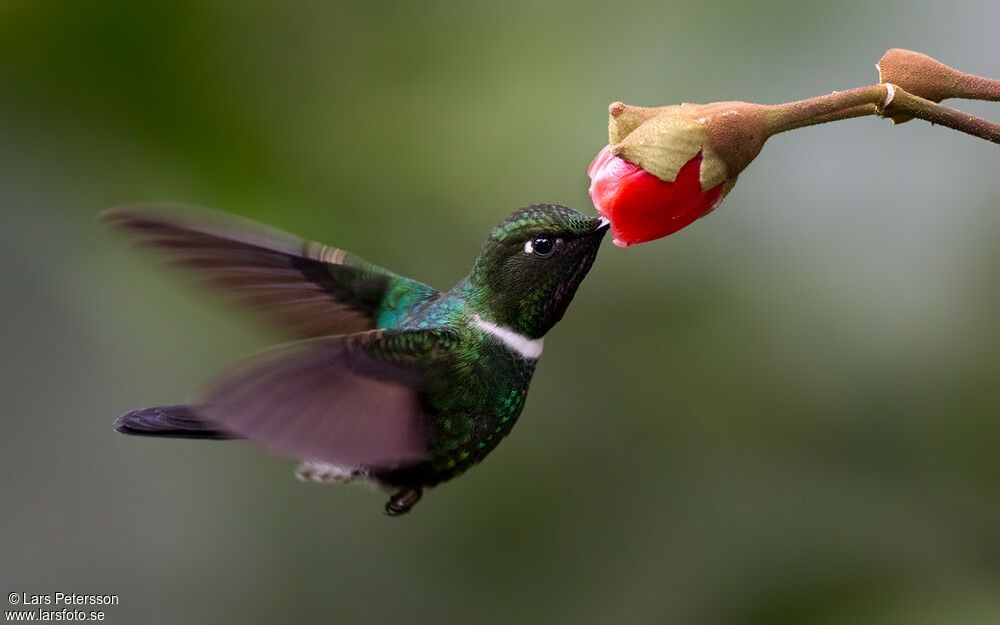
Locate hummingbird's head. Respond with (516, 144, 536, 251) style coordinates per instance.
(469, 204, 609, 339)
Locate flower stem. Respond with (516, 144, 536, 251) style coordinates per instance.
(805, 104, 878, 126)
(762, 86, 889, 134)
(952, 74, 1000, 102)
(760, 83, 1000, 146)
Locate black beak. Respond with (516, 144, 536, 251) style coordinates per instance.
(594, 216, 611, 232)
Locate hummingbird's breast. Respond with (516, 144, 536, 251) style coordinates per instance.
(430, 337, 536, 479)
(377, 292, 542, 488)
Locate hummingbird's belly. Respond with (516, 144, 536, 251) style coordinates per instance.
(376, 339, 537, 489)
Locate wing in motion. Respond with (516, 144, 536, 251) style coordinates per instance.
(102, 204, 438, 338)
(185, 328, 459, 469)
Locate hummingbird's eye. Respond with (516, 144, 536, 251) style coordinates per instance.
(524, 236, 559, 257)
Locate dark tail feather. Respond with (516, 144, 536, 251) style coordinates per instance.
(114, 405, 237, 440)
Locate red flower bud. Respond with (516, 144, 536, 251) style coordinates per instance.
(587, 145, 724, 247)
(588, 100, 771, 246)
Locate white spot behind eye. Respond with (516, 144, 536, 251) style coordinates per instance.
(524, 240, 535, 254)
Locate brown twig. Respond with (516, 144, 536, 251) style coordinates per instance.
(880, 86, 1000, 144)
(759, 82, 1000, 146)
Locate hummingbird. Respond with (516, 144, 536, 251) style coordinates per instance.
(105, 203, 609, 515)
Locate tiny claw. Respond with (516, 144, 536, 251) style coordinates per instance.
(384, 488, 422, 516)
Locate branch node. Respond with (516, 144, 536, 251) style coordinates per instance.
(882, 83, 896, 109)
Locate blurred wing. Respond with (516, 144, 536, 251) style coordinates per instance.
(102, 204, 437, 338)
(190, 328, 459, 468)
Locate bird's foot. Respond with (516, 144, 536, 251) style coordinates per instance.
(384, 488, 422, 516)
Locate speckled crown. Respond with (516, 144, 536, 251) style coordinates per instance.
(491, 204, 600, 241)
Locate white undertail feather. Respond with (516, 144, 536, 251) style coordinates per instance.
(295, 461, 364, 484)
(472, 314, 544, 360)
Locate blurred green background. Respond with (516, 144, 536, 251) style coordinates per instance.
(2, 1, 998, 623)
